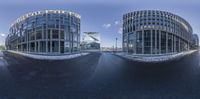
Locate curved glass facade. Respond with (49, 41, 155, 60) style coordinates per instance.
(5, 10, 81, 54)
(123, 10, 193, 55)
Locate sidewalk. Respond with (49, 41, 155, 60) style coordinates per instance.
(114, 50, 198, 63)
(7, 50, 90, 60)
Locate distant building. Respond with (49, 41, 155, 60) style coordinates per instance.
(101, 47, 122, 52)
(5, 10, 81, 54)
(81, 32, 100, 51)
(123, 10, 193, 55)
(192, 34, 199, 49)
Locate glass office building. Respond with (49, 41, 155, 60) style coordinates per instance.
(5, 10, 81, 54)
(123, 10, 193, 55)
(81, 32, 100, 51)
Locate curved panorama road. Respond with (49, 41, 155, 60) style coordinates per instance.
(0, 51, 200, 99)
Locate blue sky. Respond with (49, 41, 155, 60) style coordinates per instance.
(0, 0, 200, 47)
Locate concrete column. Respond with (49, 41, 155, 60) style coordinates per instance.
(171, 34, 173, 53)
(126, 33, 129, 53)
(58, 32, 60, 53)
(58, 14, 61, 53)
(134, 32, 136, 54)
(46, 33, 48, 53)
(34, 41, 36, 52)
(45, 13, 48, 53)
(159, 30, 161, 54)
(41, 21, 44, 53)
(50, 30, 52, 53)
(166, 32, 168, 53)
(27, 33, 29, 52)
(27, 35, 30, 52)
(71, 32, 74, 53)
(142, 30, 144, 54)
(29, 42, 31, 52)
(150, 30, 153, 55)
(69, 17, 72, 54)
(34, 34, 36, 52)
(34, 15, 37, 53)
(174, 36, 176, 52)
(37, 41, 39, 53)
(46, 31, 48, 53)
(155, 30, 157, 54)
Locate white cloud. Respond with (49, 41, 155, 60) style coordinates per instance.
(0, 33, 5, 37)
(118, 27, 122, 34)
(102, 24, 111, 29)
(114, 21, 120, 25)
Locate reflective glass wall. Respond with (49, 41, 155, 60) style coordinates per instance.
(5, 10, 81, 54)
(123, 10, 192, 55)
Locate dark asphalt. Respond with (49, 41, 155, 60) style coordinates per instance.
(0, 51, 200, 99)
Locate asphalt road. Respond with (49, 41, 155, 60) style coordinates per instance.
(0, 51, 200, 99)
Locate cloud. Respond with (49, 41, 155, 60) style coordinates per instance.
(102, 24, 111, 29)
(0, 33, 5, 37)
(114, 21, 120, 25)
(118, 27, 122, 34)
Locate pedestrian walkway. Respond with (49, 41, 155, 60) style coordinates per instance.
(114, 50, 198, 63)
(7, 50, 90, 60)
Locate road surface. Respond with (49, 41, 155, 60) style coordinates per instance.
(0, 51, 200, 99)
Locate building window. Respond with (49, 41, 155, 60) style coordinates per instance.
(52, 41, 59, 52)
(60, 30, 64, 39)
(48, 29, 51, 39)
(156, 30, 160, 54)
(128, 33, 135, 53)
(43, 30, 46, 39)
(175, 36, 179, 52)
(52, 30, 59, 39)
(47, 41, 50, 52)
(36, 30, 42, 40)
(144, 30, 151, 54)
(65, 42, 70, 52)
(30, 32, 35, 40)
(161, 31, 166, 53)
(30, 42, 35, 52)
(136, 31, 142, 54)
(48, 24, 55, 28)
(168, 34, 172, 53)
(152, 30, 156, 54)
(60, 41, 64, 53)
(40, 41, 46, 52)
